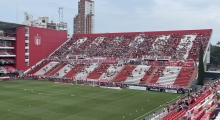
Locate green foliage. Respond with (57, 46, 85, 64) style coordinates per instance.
(197, 42, 204, 85)
(0, 32, 2, 36)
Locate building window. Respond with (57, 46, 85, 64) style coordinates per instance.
(25, 27, 29, 34)
(25, 49, 29, 53)
(25, 56, 29, 59)
(25, 37, 29, 40)
(25, 43, 29, 47)
(25, 62, 29, 66)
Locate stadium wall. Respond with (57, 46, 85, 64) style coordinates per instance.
(16, 26, 67, 71)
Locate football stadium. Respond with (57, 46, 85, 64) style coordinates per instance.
(1, 0, 220, 120)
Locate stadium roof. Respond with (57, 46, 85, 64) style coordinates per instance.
(0, 21, 26, 30)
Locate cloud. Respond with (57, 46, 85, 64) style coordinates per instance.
(0, 0, 219, 44)
(94, 0, 220, 44)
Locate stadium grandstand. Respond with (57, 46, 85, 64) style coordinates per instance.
(25, 29, 212, 88)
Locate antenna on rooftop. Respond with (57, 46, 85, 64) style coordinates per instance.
(51, 15, 54, 23)
(16, 3, 18, 23)
(58, 7, 63, 22)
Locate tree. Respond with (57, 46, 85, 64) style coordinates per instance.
(197, 42, 204, 85)
(217, 41, 220, 46)
(0, 32, 2, 36)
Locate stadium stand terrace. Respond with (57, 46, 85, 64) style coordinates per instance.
(25, 29, 212, 88)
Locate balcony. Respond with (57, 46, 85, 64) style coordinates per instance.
(0, 51, 16, 57)
(0, 36, 16, 40)
(0, 44, 14, 49)
(25, 59, 29, 62)
(25, 34, 29, 37)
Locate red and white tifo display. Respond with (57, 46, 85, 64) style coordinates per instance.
(24, 29, 212, 88)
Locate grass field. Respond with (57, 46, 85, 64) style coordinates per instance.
(0, 80, 183, 120)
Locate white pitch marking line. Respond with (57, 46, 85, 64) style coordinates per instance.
(134, 97, 179, 120)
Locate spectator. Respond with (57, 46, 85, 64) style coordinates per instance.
(178, 106, 191, 120)
(165, 102, 170, 112)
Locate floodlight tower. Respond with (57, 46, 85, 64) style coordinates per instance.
(58, 7, 63, 22)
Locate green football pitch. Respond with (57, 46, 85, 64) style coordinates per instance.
(0, 80, 183, 120)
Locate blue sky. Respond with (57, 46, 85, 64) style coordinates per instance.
(0, 0, 219, 44)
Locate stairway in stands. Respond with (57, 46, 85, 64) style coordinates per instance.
(87, 63, 110, 79)
(27, 61, 50, 74)
(113, 65, 136, 82)
(149, 66, 165, 84)
(45, 63, 66, 76)
(63, 64, 85, 78)
(173, 67, 194, 87)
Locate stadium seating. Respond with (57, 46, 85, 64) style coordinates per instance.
(124, 65, 151, 84)
(44, 63, 66, 76)
(27, 61, 50, 74)
(86, 63, 110, 79)
(112, 65, 136, 82)
(139, 66, 155, 84)
(162, 90, 213, 120)
(173, 67, 197, 86)
(149, 66, 165, 84)
(26, 62, 199, 87)
(35, 62, 59, 75)
(75, 63, 98, 79)
(25, 29, 212, 88)
(63, 64, 85, 78)
(99, 64, 123, 80)
(44, 63, 60, 76)
(156, 66, 181, 85)
(4, 66, 15, 73)
(56, 64, 73, 78)
(50, 37, 79, 58)
(187, 32, 211, 61)
(45, 30, 212, 61)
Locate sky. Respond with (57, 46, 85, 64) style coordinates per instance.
(0, 0, 219, 44)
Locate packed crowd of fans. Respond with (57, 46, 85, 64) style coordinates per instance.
(48, 32, 211, 63)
